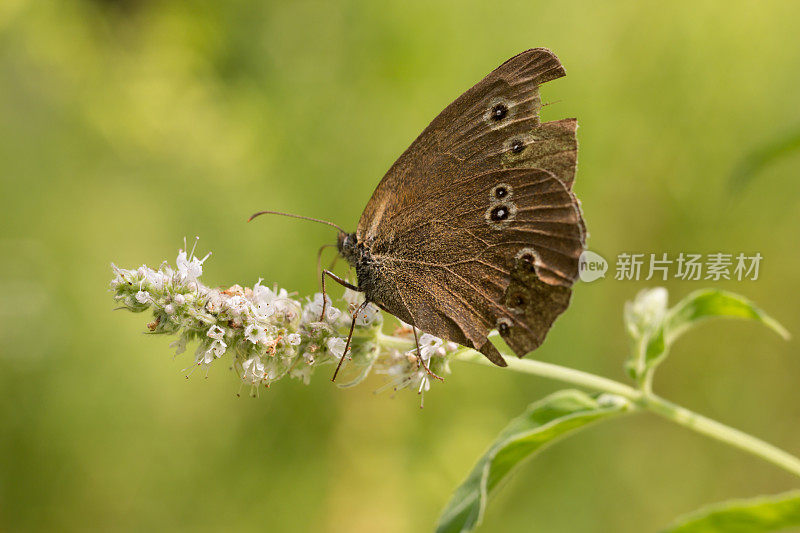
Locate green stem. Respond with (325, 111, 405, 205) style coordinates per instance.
(643, 394, 800, 478)
(452, 349, 641, 400)
(450, 348, 800, 479)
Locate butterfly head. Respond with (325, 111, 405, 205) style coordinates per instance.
(337, 231, 358, 263)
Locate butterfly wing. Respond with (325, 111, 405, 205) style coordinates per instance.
(356, 49, 584, 365)
(358, 48, 578, 239)
(362, 167, 583, 364)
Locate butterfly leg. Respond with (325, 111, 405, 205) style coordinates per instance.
(331, 300, 369, 382)
(412, 327, 445, 382)
(320, 269, 360, 322)
(315, 244, 336, 291)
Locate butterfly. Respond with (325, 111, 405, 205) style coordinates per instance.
(252, 48, 585, 379)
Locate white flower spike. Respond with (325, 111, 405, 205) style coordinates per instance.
(110, 240, 457, 400)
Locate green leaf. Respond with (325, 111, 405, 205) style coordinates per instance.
(625, 288, 790, 381)
(662, 491, 800, 533)
(435, 390, 630, 533)
(665, 289, 790, 344)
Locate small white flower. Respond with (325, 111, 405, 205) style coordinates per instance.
(255, 281, 295, 320)
(204, 339, 227, 363)
(253, 280, 287, 306)
(354, 303, 380, 326)
(205, 289, 223, 313)
(164, 304, 175, 315)
(143, 269, 165, 291)
(305, 293, 341, 322)
(244, 324, 268, 345)
(242, 357, 267, 384)
(287, 333, 301, 345)
(255, 302, 276, 319)
(273, 298, 299, 321)
(207, 325, 225, 340)
(211, 339, 227, 356)
(326, 337, 347, 359)
(135, 290, 151, 304)
(418, 333, 443, 361)
(173, 293, 185, 306)
(176, 247, 210, 284)
(252, 279, 271, 304)
(324, 307, 341, 322)
(225, 295, 248, 316)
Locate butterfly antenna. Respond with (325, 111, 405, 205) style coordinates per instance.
(248, 210, 346, 234)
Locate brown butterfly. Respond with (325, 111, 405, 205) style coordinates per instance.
(252, 48, 585, 379)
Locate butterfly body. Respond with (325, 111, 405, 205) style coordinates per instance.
(336, 48, 585, 367)
(337, 232, 385, 299)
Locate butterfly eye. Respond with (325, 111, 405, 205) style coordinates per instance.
(510, 139, 525, 153)
(515, 248, 541, 275)
(491, 184, 512, 201)
(512, 295, 525, 307)
(491, 103, 508, 121)
(497, 318, 512, 336)
(490, 205, 509, 221)
(485, 201, 517, 229)
(519, 253, 536, 272)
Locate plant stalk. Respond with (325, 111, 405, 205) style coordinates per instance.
(452, 349, 641, 400)
(450, 348, 800, 479)
(642, 394, 800, 478)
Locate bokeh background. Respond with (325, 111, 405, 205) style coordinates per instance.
(2, 1, 800, 531)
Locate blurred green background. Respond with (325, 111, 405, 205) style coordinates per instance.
(2, 1, 799, 531)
